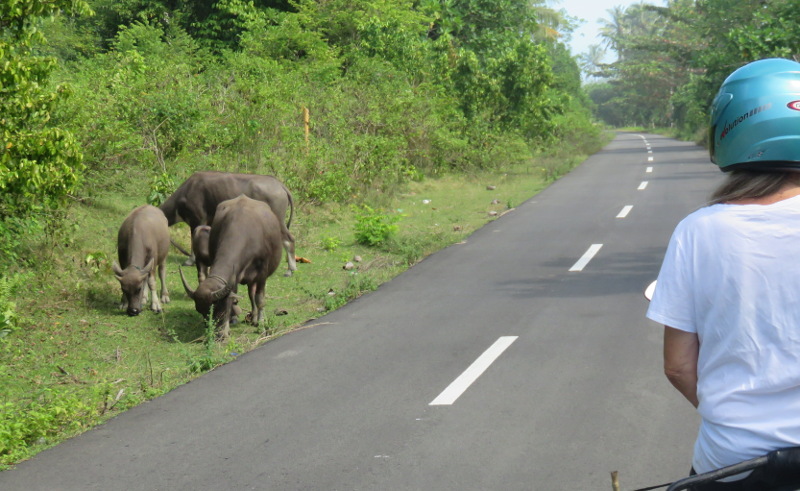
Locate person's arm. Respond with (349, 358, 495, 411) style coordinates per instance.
(663, 326, 699, 408)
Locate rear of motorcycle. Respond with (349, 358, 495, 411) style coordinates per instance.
(664, 446, 800, 490)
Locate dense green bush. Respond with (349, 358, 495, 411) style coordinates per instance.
(55, 23, 211, 176)
(353, 205, 400, 246)
(1, 0, 89, 219)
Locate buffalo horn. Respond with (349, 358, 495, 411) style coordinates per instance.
(178, 267, 196, 299)
(112, 261, 124, 278)
(141, 258, 154, 275)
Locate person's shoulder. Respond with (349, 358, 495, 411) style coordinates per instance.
(676, 204, 721, 228)
(668, 204, 738, 242)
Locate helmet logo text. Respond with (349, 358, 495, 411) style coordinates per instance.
(720, 103, 772, 140)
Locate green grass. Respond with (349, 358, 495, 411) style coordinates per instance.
(0, 132, 612, 468)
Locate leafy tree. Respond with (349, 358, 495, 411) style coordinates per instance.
(592, 0, 800, 137)
(730, 0, 800, 61)
(0, 0, 91, 218)
(55, 21, 217, 177)
(185, 0, 288, 52)
(594, 3, 678, 127)
(423, 0, 563, 142)
(293, 0, 432, 76)
(585, 82, 627, 127)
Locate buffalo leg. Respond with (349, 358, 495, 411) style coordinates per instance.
(142, 280, 150, 308)
(196, 263, 208, 283)
(148, 271, 162, 313)
(248, 282, 268, 326)
(282, 228, 297, 277)
(247, 283, 260, 325)
(255, 281, 268, 325)
(184, 220, 200, 266)
(158, 261, 170, 304)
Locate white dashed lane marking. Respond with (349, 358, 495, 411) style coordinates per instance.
(617, 206, 633, 218)
(430, 336, 519, 406)
(569, 244, 603, 272)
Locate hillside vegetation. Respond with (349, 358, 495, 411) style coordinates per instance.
(0, 0, 605, 466)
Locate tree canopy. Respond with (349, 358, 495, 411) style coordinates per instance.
(0, 0, 91, 219)
(584, 0, 800, 139)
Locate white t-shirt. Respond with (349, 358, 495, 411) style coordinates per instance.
(647, 194, 800, 475)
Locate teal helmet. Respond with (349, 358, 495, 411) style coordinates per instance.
(709, 58, 800, 171)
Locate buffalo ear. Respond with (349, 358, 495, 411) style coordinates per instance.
(112, 261, 124, 279)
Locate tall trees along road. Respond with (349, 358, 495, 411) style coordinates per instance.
(1, 133, 725, 490)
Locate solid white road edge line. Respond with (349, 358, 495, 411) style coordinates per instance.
(429, 336, 519, 406)
(569, 244, 603, 272)
(617, 205, 633, 218)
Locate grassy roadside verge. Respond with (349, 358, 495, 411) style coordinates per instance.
(0, 131, 612, 468)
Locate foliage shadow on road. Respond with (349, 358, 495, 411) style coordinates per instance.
(493, 247, 665, 300)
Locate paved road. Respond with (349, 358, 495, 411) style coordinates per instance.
(1, 133, 725, 490)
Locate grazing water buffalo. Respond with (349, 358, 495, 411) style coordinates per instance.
(160, 171, 297, 276)
(113, 205, 170, 316)
(179, 195, 283, 340)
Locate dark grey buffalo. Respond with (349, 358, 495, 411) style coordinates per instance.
(113, 205, 170, 316)
(179, 195, 283, 340)
(160, 171, 296, 276)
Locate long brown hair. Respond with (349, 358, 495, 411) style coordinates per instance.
(709, 170, 797, 205)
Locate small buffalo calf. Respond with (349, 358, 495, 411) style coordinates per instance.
(113, 205, 170, 316)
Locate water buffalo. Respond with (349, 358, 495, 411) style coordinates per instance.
(113, 205, 170, 316)
(179, 195, 283, 340)
(160, 171, 296, 276)
(191, 225, 211, 282)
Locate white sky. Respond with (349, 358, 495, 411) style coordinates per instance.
(553, 0, 665, 62)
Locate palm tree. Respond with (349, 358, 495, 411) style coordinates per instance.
(599, 5, 626, 55)
(530, 0, 568, 43)
(579, 44, 607, 80)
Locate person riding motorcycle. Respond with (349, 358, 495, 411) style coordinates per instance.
(647, 58, 800, 490)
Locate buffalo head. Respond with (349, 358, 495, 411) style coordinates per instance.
(113, 258, 154, 316)
(179, 267, 238, 338)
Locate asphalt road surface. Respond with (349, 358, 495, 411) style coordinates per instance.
(1, 133, 726, 491)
